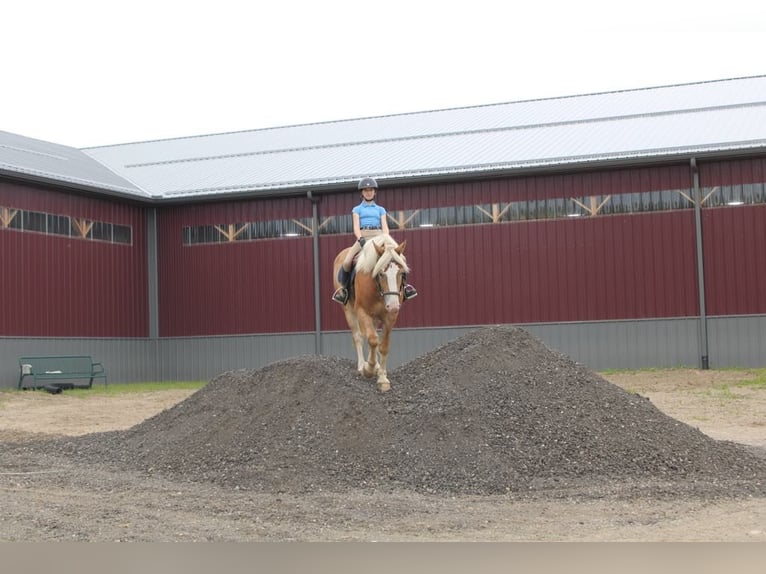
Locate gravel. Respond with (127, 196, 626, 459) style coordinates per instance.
(53, 326, 766, 498)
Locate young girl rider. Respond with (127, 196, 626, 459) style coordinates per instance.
(332, 177, 417, 304)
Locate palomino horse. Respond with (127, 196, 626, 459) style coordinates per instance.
(332, 235, 409, 392)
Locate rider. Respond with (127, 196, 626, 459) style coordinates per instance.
(332, 177, 418, 305)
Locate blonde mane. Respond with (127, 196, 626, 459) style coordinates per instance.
(354, 235, 409, 275)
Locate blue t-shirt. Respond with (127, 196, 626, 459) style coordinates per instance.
(353, 201, 386, 228)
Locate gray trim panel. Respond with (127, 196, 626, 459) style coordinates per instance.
(3, 316, 764, 388)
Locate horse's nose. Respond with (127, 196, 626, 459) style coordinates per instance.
(385, 299, 400, 313)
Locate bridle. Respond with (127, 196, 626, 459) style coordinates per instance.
(374, 261, 406, 299)
(365, 240, 409, 302)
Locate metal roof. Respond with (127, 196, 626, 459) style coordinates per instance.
(4, 75, 766, 201)
(0, 130, 147, 198)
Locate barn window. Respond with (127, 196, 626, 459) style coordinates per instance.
(701, 184, 764, 207)
(0, 205, 132, 245)
(179, 179, 766, 246)
(23, 211, 48, 232)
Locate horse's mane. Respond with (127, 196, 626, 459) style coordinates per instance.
(355, 235, 409, 276)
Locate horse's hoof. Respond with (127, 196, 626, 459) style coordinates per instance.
(362, 365, 376, 378)
(378, 381, 391, 393)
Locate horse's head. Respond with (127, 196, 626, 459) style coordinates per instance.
(372, 239, 408, 313)
(357, 237, 409, 313)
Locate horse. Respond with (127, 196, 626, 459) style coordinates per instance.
(332, 235, 410, 392)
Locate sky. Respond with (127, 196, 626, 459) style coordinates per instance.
(2, 0, 765, 149)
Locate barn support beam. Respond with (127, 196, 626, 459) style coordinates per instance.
(691, 158, 709, 370)
(308, 191, 322, 356)
(146, 208, 161, 378)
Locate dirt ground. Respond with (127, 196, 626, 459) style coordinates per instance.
(2, 367, 766, 542)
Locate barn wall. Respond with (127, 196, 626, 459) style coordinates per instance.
(320, 212, 701, 332)
(316, 165, 692, 214)
(152, 162, 735, 338)
(5, 157, 766, 389)
(320, 164, 699, 331)
(699, 156, 766, 187)
(155, 333, 317, 381)
(0, 337, 155, 387)
(702, 205, 766, 315)
(0, 319, 701, 387)
(323, 318, 703, 373)
(3, 314, 765, 388)
(707, 315, 766, 367)
(155, 197, 315, 336)
(0, 181, 148, 337)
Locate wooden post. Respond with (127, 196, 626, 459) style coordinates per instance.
(0, 207, 18, 228)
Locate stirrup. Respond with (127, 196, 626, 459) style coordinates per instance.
(332, 287, 348, 305)
(403, 285, 418, 300)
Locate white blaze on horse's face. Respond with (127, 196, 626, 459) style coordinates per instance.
(381, 263, 401, 313)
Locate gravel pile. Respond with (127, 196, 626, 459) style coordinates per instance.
(61, 326, 766, 496)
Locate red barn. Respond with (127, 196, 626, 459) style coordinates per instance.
(2, 76, 766, 385)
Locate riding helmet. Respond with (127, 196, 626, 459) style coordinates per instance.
(358, 177, 378, 191)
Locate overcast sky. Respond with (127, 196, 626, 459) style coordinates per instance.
(2, 0, 764, 148)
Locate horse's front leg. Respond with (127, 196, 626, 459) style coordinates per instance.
(376, 321, 394, 392)
(357, 314, 380, 379)
(343, 306, 366, 373)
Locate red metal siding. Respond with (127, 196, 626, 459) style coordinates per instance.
(321, 210, 700, 331)
(165, 195, 309, 225)
(320, 164, 697, 331)
(699, 157, 766, 316)
(335, 164, 693, 213)
(0, 182, 148, 337)
(700, 156, 766, 187)
(156, 198, 315, 336)
(5, 157, 766, 341)
(702, 204, 766, 315)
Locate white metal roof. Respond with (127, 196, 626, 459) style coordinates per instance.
(0, 130, 147, 197)
(3, 75, 766, 201)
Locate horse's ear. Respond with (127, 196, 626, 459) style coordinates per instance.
(396, 240, 407, 254)
(375, 242, 386, 257)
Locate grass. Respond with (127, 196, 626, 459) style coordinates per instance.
(600, 366, 766, 398)
(710, 385, 741, 400)
(1, 380, 206, 396)
(598, 366, 696, 376)
(735, 368, 766, 389)
(81, 380, 207, 395)
(601, 367, 766, 386)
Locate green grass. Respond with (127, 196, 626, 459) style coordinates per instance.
(600, 366, 766, 385)
(598, 366, 695, 376)
(735, 368, 766, 389)
(1, 380, 206, 395)
(85, 381, 207, 395)
(599, 366, 766, 398)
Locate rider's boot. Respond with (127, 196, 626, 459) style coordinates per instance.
(332, 267, 351, 304)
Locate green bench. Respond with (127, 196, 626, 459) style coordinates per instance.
(18, 356, 108, 390)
